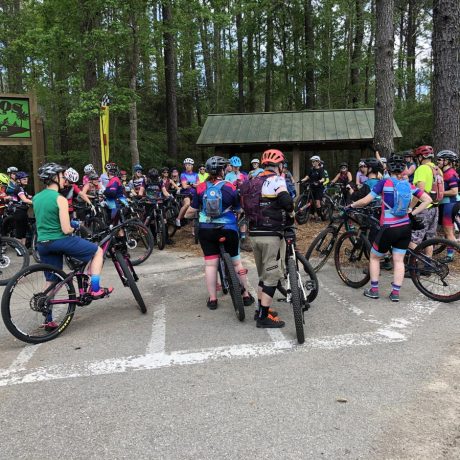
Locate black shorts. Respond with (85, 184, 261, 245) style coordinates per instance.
(198, 227, 240, 260)
(372, 224, 411, 256)
(311, 186, 324, 201)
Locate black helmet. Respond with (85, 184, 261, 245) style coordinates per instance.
(364, 158, 383, 174)
(205, 156, 228, 175)
(161, 167, 169, 174)
(437, 150, 458, 163)
(148, 168, 159, 181)
(340, 162, 348, 168)
(387, 154, 406, 173)
(106, 163, 119, 175)
(88, 172, 99, 180)
(38, 163, 66, 183)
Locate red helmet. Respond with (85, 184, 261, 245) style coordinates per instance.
(414, 145, 434, 158)
(261, 149, 285, 165)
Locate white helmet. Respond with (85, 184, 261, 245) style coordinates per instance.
(64, 167, 79, 183)
(84, 164, 95, 175)
(7, 166, 18, 174)
(251, 158, 260, 164)
(183, 158, 194, 165)
(310, 155, 321, 162)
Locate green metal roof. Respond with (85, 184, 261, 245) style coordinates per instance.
(196, 109, 402, 147)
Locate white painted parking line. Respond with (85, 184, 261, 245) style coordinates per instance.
(146, 302, 166, 355)
(7, 345, 41, 372)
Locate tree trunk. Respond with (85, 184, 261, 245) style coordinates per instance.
(374, 0, 395, 156)
(406, 0, 417, 101)
(304, 0, 315, 108)
(162, 1, 178, 159)
(264, 9, 274, 112)
(236, 7, 244, 112)
(396, 4, 406, 100)
(350, 0, 365, 107)
(199, 13, 214, 107)
(247, 14, 256, 112)
(190, 47, 202, 126)
(364, 0, 375, 105)
(432, 0, 460, 153)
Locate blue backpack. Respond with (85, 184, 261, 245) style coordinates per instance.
(383, 178, 412, 217)
(200, 181, 227, 223)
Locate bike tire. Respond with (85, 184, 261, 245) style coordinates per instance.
(194, 218, 199, 245)
(124, 220, 154, 266)
(305, 226, 337, 272)
(156, 212, 167, 250)
(222, 252, 245, 321)
(334, 230, 370, 288)
(87, 217, 105, 236)
(320, 196, 333, 221)
(287, 258, 305, 344)
(409, 237, 460, 303)
(1, 263, 76, 344)
(218, 260, 229, 294)
(114, 251, 147, 313)
(296, 252, 319, 303)
(0, 237, 30, 286)
(294, 195, 310, 225)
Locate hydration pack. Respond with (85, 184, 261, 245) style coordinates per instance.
(429, 164, 445, 204)
(383, 178, 412, 217)
(201, 181, 226, 221)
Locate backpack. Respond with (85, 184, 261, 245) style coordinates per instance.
(429, 164, 445, 204)
(383, 178, 412, 217)
(201, 181, 226, 222)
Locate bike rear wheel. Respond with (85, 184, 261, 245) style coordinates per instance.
(305, 226, 337, 272)
(0, 237, 30, 286)
(155, 212, 167, 250)
(294, 195, 311, 225)
(296, 252, 319, 303)
(334, 231, 370, 288)
(114, 251, 147, 313)
(287, 258, 305, 344)
(1, 264, 76, 344)
(409, 237, 460, 303)
(123, 220, 154, 266)
(222, 252, 245, 321)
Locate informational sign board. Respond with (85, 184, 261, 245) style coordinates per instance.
(0, 96, 31, 139)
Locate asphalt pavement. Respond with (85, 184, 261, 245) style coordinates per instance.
(0, 246, 459, 459)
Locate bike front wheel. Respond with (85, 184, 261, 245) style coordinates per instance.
(409, 237, 460, 303)
(287, 258, 305, 344)
(334, 231, 370, 288)
(222, 252, 245, 321)
(296, 252, 319, 303)
(1, 264, 76, 344)
(0, 237, 30, 286)
(123, 220, 154, 266)
(155, 212, 167, 250)
(305, 226, 337, 273)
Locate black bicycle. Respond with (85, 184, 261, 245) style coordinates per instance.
(0, 235, 29, 285)
(294, 182, 328, 224)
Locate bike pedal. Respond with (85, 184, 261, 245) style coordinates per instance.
(302, 303, 311, 312)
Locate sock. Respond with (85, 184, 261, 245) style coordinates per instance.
(240, 232, 246, 240)
(391, 283, 401, 296)
(91, 275, 101, 292)
(447, 248, 454, 259)
(370, 280, 379, 292)
(259, 306, 270, 319)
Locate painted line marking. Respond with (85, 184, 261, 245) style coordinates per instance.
(7, 345, 40, 372)
(146, 303, 166, 355)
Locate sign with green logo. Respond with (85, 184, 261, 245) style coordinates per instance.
(0, 97, 31, 138)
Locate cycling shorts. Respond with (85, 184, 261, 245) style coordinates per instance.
(311, 186, 324, 201)
(38, 236, 98, 280)
(250, 235, 285, 287)
(372, 224, 411, 256)
(439, 202, 458, 228)
(198, 227, 240, 260)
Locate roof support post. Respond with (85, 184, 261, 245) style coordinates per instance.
(292, 146, 300, 195)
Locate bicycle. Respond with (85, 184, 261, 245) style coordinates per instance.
(334, 208, 460, 302)
(0, 235, 29, 286)
(1, 221, 148, 344)
(138, 197, 167, 250)
(294, 182, 328, 224)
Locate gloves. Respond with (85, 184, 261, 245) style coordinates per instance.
(90, 205, 96, 216)
(70, 219, 80, 230)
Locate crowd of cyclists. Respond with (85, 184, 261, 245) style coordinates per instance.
(1, 143, 459, 333)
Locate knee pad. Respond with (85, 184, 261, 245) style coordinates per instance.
(262, 284, 277, 298)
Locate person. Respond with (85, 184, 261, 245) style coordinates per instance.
(145, 168, 170, 200)
(330, 162, 353, 186)
(176, 158, 198, 227)
(170, 167, 181, 190)
(61, 167, 94, 218)
(355, 161, 368, 187)
(82, 164, 96, 185)
(6, 166, 18, 195)
(240, 148, 295, 328)
(119, 170, 130, 193)
(282, 162, 297, 198)
(409, 145, 439, 253)
(9, 171, 33, 246)
(160, 167, 179, 196)
(300, 155, 326, 218)
(103, 163, 127, 224)
(349, 154, 431, 302)
(248, 158, 263, 179)
(197, 164, 209, 183)
(33, 163, 112, 328)
(436, 150, 460, 262)
(402, 150, 416, 183)
(81, 171, 102, 200)
(129, 164, 146, 197)
(100, 163, 114, 189)
(185, 156, 254, 310)
(225, 156, 246, 185)
(375, 151, 390, 178)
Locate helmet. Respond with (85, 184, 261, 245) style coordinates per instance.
(64, 167, 79, 183)
(414, 145, 434, 158)
(387, 154, 406, 173)
(340, 162, 348, 168)
(7, 166, 18, 174)
(364, 158, 383, 174)
(358, 161, 366, 167)
(119, 170, 127, 176)
(16, 171, 28, 180)
(84, 164, 95, 175)
(0, 173, 9, 185)
(88, 172, 99, 180)
(229, 156, 242, 167)
(437, 150, 458, 162)
(310, 155, 321, 162)
(261, 149, 285, 165)
(106, 163, 119, 174)
(380, 157, 387, 164)
(148, 168, 159, 181)
(133, 164, 143, 172)
(251, 158, 260, 164)
(183, 158, 194, 165)
(38, 163, 65, 182)
(205, 156, 228, 175)
(161, 167, 169, 174)
(401, 150, 413, 158)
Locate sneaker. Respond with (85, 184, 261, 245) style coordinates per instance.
(175, 219, 181, 228)
(363, 288, 379, 299)
(41, 321, 59, 331)
(254, 309, 278, 320)
(389, 292, 400, 302)
(381, 260, 393, 270)
(439, 256, 454, 264)
(90, 287, 114, 300)
(257, 314, 285, 328)
(243, 293, 255, 306)
(207, 298, 218, 310)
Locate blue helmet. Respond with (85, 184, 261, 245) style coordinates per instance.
(16, 171, 29, 180)
(133, 164, 143, 172)
(229, 156, 242, 167)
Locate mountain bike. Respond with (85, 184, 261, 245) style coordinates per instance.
(138, 197, 167, 250)
(295, 182, 328, 224)
(1, 221, 148, 344)
(0, 235, 29, 285)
